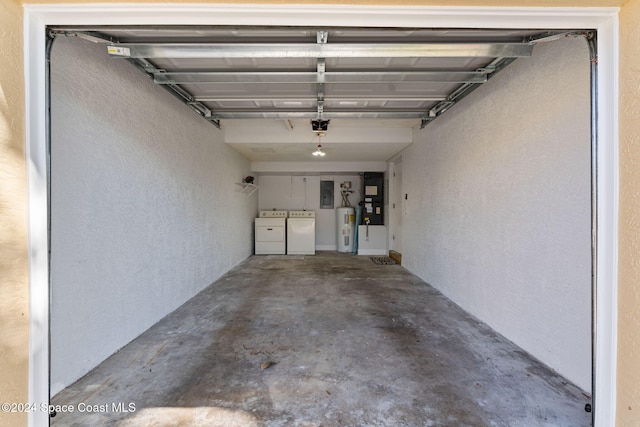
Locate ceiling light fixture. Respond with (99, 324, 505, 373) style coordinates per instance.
(312, 131, 326, 157)
(312, 145, 325, 157)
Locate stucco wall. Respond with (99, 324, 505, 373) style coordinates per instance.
(403, 37, 592, 391)
(49, 35, 256, 393)
(0, 0, 28, 426)
(617, 0, 640, 424)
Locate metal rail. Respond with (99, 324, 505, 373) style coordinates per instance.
(586, 30, 598, 424)
(153, 70, 488, 85)
(106, 42, 535, 59)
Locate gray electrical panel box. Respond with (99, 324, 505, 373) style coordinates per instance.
(320, 180, 334, 209)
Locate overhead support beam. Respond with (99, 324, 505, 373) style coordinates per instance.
(153, 70, 488, 85)
(106, 42, 534, 59)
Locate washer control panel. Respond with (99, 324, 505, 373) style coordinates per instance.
(259, 210, 288, 218)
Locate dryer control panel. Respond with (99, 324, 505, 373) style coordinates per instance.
(289, 211, 315, 218)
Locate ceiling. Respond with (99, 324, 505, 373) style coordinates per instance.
(50, 26, 578, 164)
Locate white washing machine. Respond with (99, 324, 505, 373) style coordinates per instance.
(287, 211, 316, 255)
(255, 210, 288, 255)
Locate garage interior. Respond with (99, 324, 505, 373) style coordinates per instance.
(48, 25, 592, 426)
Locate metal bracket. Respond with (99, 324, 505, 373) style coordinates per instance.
(421, 57, 516, 129)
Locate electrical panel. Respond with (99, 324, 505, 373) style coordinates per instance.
(320, 180, 334, 209)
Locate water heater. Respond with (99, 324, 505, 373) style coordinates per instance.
(336, 207, 355, 252)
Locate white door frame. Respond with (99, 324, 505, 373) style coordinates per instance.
(387, 160, 403, 254)
(24, 5, 619, 426)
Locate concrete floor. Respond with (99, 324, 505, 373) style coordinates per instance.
(51, 251, 591, 427)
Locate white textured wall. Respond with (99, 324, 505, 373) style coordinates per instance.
(258, 174, 362, 250)
(403, 37, 591, 391)
(50, 36, 256, 394)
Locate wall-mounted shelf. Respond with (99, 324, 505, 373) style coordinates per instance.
(235, 182, 258, 199)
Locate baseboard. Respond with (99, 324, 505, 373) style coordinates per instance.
(357, 249, 387, 256)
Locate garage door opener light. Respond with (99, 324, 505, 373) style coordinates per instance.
(313, 132, 326, 157)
